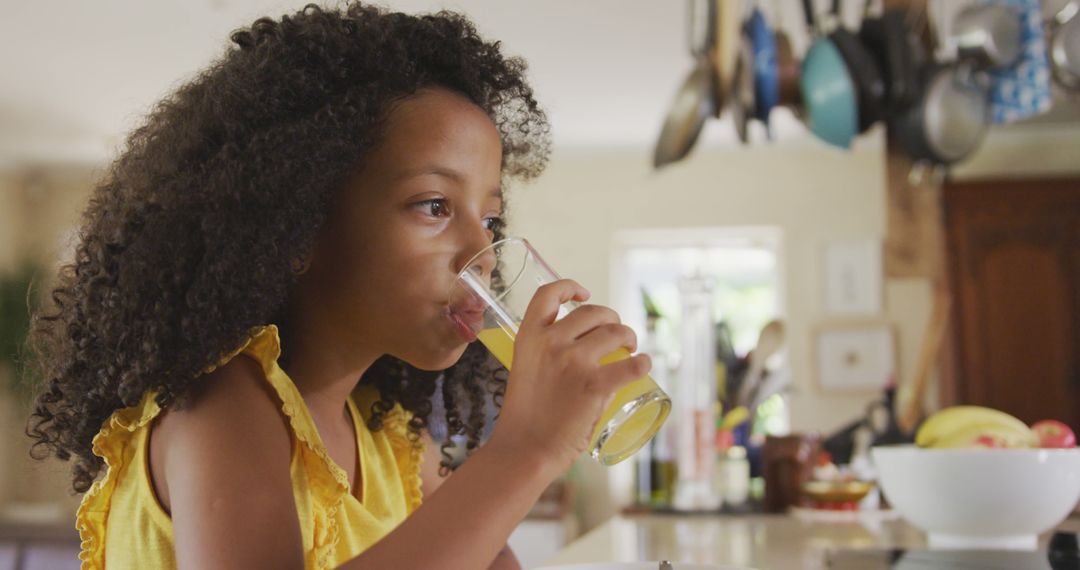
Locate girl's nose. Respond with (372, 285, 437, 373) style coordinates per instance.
(454, 223, 498, 280)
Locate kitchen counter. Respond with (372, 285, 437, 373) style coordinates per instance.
(541, 512, 1080, 569)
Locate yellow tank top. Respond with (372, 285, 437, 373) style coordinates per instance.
(74, 324, 424, 570)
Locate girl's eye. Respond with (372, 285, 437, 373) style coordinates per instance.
(483, 216, 505, 232)
(416, 199, 450, 217)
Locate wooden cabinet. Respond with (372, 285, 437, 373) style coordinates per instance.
(944, 178, 1080, 429)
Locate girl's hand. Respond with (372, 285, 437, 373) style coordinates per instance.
(486, 279, 651, 473)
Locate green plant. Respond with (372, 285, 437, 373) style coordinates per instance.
(0, 260, 42, 401)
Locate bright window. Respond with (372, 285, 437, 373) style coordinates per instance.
(610, 226, 788, 436)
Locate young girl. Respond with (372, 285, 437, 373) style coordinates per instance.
(27, 3, 649, 569)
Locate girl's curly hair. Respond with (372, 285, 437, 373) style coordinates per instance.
(27, 2, 549, 493)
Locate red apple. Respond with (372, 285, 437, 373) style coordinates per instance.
(973, 434, 1004, 448)
(1031, 420, 1077, 448)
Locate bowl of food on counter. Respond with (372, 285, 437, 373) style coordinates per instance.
(872, 406, 1080, 550)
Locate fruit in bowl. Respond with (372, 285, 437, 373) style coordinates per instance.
(873, 406, 1080, 550)
(915, 406, 1039, 449)
(1032, 420, 1077, 449)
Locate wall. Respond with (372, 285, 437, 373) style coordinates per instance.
(511, 134, 898, 433)
(0, 165, 100, 518)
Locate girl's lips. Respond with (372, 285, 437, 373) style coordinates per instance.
(447, 310, 480, 343)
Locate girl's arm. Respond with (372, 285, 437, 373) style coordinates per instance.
(416, 432, 523, 570)
(343, 436, 553, 569)
(343, 280, 646, 569)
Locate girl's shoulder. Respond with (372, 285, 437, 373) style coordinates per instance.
(149, 337, 293, 508)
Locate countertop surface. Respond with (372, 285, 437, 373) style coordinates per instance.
(541, 512, 1080, 570)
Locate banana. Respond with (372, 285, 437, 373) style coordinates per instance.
(928, 422, 1037, 449)
(916, 406, 1038, 448)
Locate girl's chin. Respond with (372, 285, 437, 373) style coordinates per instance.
(397, 344, 470, 372)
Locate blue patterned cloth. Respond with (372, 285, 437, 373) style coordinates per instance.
(987, 0, 1054, 123)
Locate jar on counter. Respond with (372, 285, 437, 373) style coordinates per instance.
(716, 444, 750, 508)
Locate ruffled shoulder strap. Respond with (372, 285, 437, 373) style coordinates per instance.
(78, 325, 282, 568)
(353, 384, 424, 514)
(203, 324, 354, 567)
(76, 389, 161, 569)
(207, 325, 353, 492)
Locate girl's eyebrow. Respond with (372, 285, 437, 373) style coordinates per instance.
(397, 165, 463, 183)
(396, 166, 503, 199)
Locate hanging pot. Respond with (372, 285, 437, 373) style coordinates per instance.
(893, 63, 989, 167)
(860, 0, 920, 116)
(654, 0, 718, 168)
(801, 0, 858, 149)
(826, 0, 886, 133)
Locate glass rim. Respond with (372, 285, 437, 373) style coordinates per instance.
(453, 236, 530, 282)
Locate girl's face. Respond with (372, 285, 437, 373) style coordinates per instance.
(299, 87, 506, 371)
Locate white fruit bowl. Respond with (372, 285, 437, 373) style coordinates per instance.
(872, 445, 1080, 550)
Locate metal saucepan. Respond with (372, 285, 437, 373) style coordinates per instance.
(950, 3, 1023, 70)
(654, 0, 718, 169)
(1050, 6, 1080, 90)
(827, 0, 886, 133)
(893, 62, 989, 167)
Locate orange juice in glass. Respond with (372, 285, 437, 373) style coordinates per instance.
(448, 237, 670, 465)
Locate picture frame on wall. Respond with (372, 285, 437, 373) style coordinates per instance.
(814, 321, 896, 391)
(823, 239, 883, 316)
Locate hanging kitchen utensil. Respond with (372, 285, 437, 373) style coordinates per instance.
(712, 0, 741, 119)
(986, 0, 1053, 124)
(827, 0, 887, 133)
(733, 26, 757, 143)
(654, 0, 718, 169)
(769, 0, 802, 116)
(800, 0, 858, 149)
(1044, 0, 1079, 25)
(895, 63, 990, 168)
(775, 30, 803, 114)
(1050, 6, 1080, 90)
(950, 3, 1023, 70)
(747, 7, 779, 135)
(860, 0, 920, 116)
(891, 6, 989, 173)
